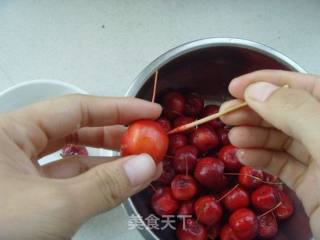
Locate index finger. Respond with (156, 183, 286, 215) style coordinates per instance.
(229, 70, 320, 100)
(5, 95, 161, 157)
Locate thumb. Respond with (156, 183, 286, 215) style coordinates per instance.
(64, 153, 160, 220)
(244, 82, 320, 161)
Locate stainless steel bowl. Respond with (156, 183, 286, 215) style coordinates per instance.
(124, 38, 312, 240)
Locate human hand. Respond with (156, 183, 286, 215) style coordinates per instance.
(0, 95, 162, 240)
(220, 70, 320, 237)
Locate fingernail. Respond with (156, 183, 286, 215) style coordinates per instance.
(123, 154, 156, 187)
(236, 149, 246, 165)
(246, 82, 279, 102)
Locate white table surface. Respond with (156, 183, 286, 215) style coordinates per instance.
(0, 1, 320, 239)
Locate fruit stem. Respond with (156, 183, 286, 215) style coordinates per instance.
(168, 102, 248, 134)
(258, 202, 282, 218)
(224, 173, 283, 185)
(151, 70, 159, 103)
(217, 184, 239, 202)
(150, 184, 157, 192)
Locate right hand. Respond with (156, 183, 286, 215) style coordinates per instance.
(220, 70, 320, 238)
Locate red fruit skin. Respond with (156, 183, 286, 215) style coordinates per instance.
(173, 145, 198, 174)
(229, 208, 258, 240)
(154, 159, 175, 185)
(174, 116, 195, 133)
(218, 145, 242, 172)
(151, 187, 179, 216)
(177, 200, 194, 218)
(61, 144, 88, 157)
(223, 186, 250, 212)
(171, 175, 198, 200)
(264, 172, 283, 190)
(275, 191, 294, 220)
(120, 120, 169, 163)
(156, 117, 172, 133)
(258, 213, 278, 239)
(176, 219, 208, 240)
(168, 133, 188, 154)
(195, 195, 223, 226)
(163, 91, 186, 119)
(238, 166, 264, 189)
(208, 224, 221, 240)
(194, 157, 225, 189)
(251, 185, 279, 211)
(217, 127, 231, 146)
(201, 105, 224, 128)
(220, 224, 240, 240)
(184, 93, 204, 117)
(190, 126, 219, 152)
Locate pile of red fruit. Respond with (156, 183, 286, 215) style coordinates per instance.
(149, 91, 294, 240)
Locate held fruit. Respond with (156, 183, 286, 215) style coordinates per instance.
(120, 119, 169, 163)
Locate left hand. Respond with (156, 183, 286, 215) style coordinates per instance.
(0, 94, 162, 240)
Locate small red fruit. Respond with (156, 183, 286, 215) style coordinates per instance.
(177, 200, 194, 217)
(151, 187, 179, 216)
(176, 218, 207, 240)
(258, 213, 278, 239)
(194, 157, 225, 189)
(201, 105, 224, 128)
(184, 93, 204, 117)
(223, 186, 250, 212)
(61, 144, 88, 157)
(173, 145, 198, 174)
(229, 208, 258, 240)
(163, 91, 186, 119)
(238, 166, 264, 189)
(190, 126, 219, 152)
(274, 191, 294, 220)
(220, 224, 240, 240)
(195, 195, 223, 226)
(217, 127, 231, 146)
(168, 133, 188, 154)
(218, 145, 242, 172)
(174, 116, 195, 133)
(120, 119, 169, 163)
(171, 175, 198, 201)
(156, 116, 172, 132)
(251, 185, 279, 211)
